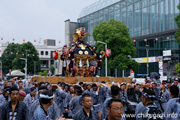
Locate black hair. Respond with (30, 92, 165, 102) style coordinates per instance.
(91, 83, 97, 88)
(79, 82, 83, 86)
(143, 89, 155, 101)
(38, 86, 48, 91)
(40, 90, 53, 104)
(101, 81, 106, 84)
(170, 85, 179, 98)
(39, 82, 44, 86)
(82, 93, 91, 102)
(111, 85, 120, 96)
(75, 85, 82, 95)
(83, 84, 87, 87)
(9, 87, 19, 94)
(18, 81, 23, 85)
(30, 87, 36, 91)
(107, 98, 122, 108)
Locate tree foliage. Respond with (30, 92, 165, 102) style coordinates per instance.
(50, 65, 55, 74)
(1, 42, 40, 74)
(39, 70, 48, 76)
(1, 43, 21, 73)
(174, 3, 180, 75)
(93, 19, 140, 71)
(175, 3, 180, 44)
(175, 63, 180, 77)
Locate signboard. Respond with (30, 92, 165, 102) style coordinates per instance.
(163, 50, 171, 56)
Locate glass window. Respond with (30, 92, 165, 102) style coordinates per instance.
(99, 10, 104, 23)
(134, 1, 141, 37)
(109, 6, 114, 19)
(170, 0, 175, 29)
(104, 8, 109, 21)
(45, 51, 48, 55)
(159, 0, 165, 32)
(41, 51, 44, 55)
(165, 0, 169, 31)
(120, 1, 127, 24)
(142, 0, 149, 35)
(127, 4, 133, 37)
(115, 4, 120, 21)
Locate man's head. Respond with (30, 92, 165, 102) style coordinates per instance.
(107, 98, 123, 120)
(75, 85, 82, 95)
(151, 82, 157, 90)
(91, 83, 98, 91)
(141, 89, 155, 106)
(40, 90, 54, 106)
(30, 87, 37, 97)
(83, 84, 87, 91)
(135, 84, 141, 91)
(64, 84, 69, 92)
(79, 82, 83, 87)
(18, 91, 26, 101)
(3, 86, 11, 96)
(173, 78, 179, 86)
(170, 85, 179, 98)
(120, 83, 126, 90)
(9, 87, 19, 103)
(69, 86, 75, 93)
(87, 84, 91, 90)
(18, 81, 23, 88)
(81, 93, 93, 109)
(111, 85, 120, 97)
(38, 86, 48, 95)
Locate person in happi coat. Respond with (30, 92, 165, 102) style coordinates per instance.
(127, 83, 142, 113)
(69, 85, 83, 118)
(63, 85, 75, 118)
(159, 80, 171, 112)
(164, 85, 179, 120)
(0, 86, 11, 107)
(73, 93, 99, 120)
(136, 89, 163, 120)
(0, 87, 29, 120)
(30, 86, 61, 120)
(119, 82, 129, 113)
(33, 90, 56, 120)
(24, 87, 37, 109)
(150, 82, 160, 108)
(102, 85, 120, 120)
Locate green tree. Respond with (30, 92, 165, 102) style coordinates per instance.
(175, 3, 180, 44)
(175, 3, 180, 74)
(175, 63, 180, 76)
(39, 70, 48, 76)
(93, 19, 140, 75)
(12, 42, 40, 74)
(1, 43, 21, 73)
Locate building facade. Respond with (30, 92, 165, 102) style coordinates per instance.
(35, 39, 62, 75)
(65, 19, 78, 47)
(77, 0, 180, 77)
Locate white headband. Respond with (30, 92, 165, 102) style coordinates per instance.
(40, 94, 54, 99)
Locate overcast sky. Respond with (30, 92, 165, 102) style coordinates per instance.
(0, 0, 99, 46)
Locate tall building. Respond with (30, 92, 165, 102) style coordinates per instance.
(65, 19, 78, 47)
(77, 0, 180, 77)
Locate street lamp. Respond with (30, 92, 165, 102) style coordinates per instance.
(145, 45, 150, 76)
(20, 58, 27, 79)
(97, 41, 107, 77)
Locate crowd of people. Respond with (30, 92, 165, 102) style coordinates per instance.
(0, 77, 179, 120)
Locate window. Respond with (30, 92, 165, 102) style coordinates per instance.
(41, 51, 44, 55)
(45, 51, 48, 55)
